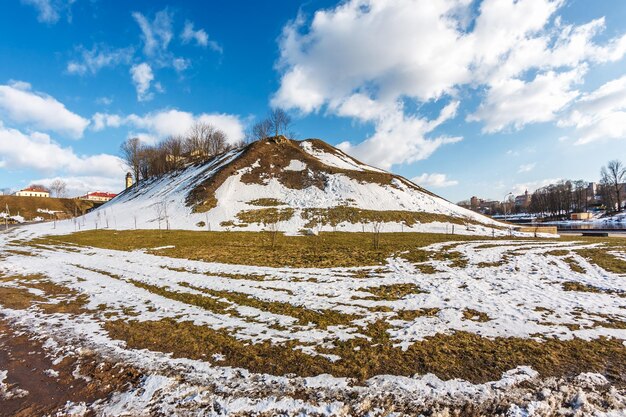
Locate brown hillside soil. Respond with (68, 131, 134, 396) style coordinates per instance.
(0, 318, 141, 417)
(0, 196, 97, 221)
(186, 137, 439, 213)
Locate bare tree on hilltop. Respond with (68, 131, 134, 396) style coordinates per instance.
(248, 108, 294, 142)
(601, 160, 626, 212)
(120, 137, 144, 184)
(49, 179, 67, 198)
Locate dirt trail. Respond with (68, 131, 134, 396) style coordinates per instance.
(0, 317, 141, 417)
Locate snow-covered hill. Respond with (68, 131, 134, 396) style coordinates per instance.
(51, 137, 511, 235)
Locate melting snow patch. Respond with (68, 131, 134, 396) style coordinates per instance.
(284, 159, 307, 171)
(0, 370, 29, 400)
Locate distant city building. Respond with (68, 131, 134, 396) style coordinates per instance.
(514, 190, 531, 209)
(80, 192, 117, 202)
(15, 186, 50, 198)
(462, 196, 500, 214)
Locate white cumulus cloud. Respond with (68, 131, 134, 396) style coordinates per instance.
(92, 109, 246, 145)
(411, 173, 459, 188)
(0, 81, 89, 138)
(0, 122, 123, 177)
(273, 0, 626, 167)
(34, 176, 125, 197)
(558, 75, 626, 145)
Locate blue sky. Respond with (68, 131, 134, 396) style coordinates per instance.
(1, 0, 625, 202)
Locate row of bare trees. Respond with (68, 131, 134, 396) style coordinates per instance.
(121, 109, 295, 184)
(527, 180, 589, 217)
(526, 160, 626, 217)
(600, 159, 626, 212)
(121, 122, 241, 184)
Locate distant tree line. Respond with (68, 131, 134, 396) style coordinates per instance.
(121, 109, 294, 184)
(527, 180, 589, 217)
(526, 159, 626, 218)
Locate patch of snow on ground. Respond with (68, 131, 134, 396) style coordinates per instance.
(0, 370, 29, 400)
(284, 159, 307, 171)
(0, 228, 625, 414)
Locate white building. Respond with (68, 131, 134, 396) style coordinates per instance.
(15, 186, 50, 198)
(80, 191, 117, 202)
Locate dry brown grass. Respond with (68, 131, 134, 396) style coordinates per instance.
(236, 207, 295, 224)
(182, 282, 358, 328)
(41, 230, 493, 268)
(562, 281, 625, 297)
(563, 257, 586, 273)
(576, 248, 626, 274)
(247, 198, 284, 207)
(358, 283, 426, 300)
(0, 274, 89, 314)
(300, 206, 486, 229)
(104, 318, 626, 384)
(0, 195, 96, 221)
(463, 309, 492, 322)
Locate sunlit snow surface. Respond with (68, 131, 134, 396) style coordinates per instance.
(0, 223, 625, 414)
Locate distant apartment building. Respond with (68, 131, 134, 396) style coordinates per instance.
(80, 192, 117, 202)
(464, 196, 500, 214)
(15, 186, 50, 198)
(514, 190, 531, 210)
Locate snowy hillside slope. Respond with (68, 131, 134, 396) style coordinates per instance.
(43, 137, 515, 235)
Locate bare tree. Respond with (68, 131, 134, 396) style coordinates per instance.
(372, 222, 383, 250)
(120, 137, 143, 183)
(185, 122, 228, 161)
(162, 135, 185, 171)
(268, 108, 292, 137)
(49, 179, 67, 198)
(601, 160, 626, 212)
(250, 119, 273, 141)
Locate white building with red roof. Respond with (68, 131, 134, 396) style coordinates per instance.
(80, 191, 118, 202)
(15, 186, 50, 198)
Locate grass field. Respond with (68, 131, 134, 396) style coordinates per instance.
(1, 229, 626, 414)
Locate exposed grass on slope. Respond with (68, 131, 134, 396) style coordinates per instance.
(247, 198, 284, 207)
(300, 206, 490, 229)
(236, 208, 295, 224)
(358, 283, 427, 301)
(104, 318, 626, 384)
(0, 195, 96, 221)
